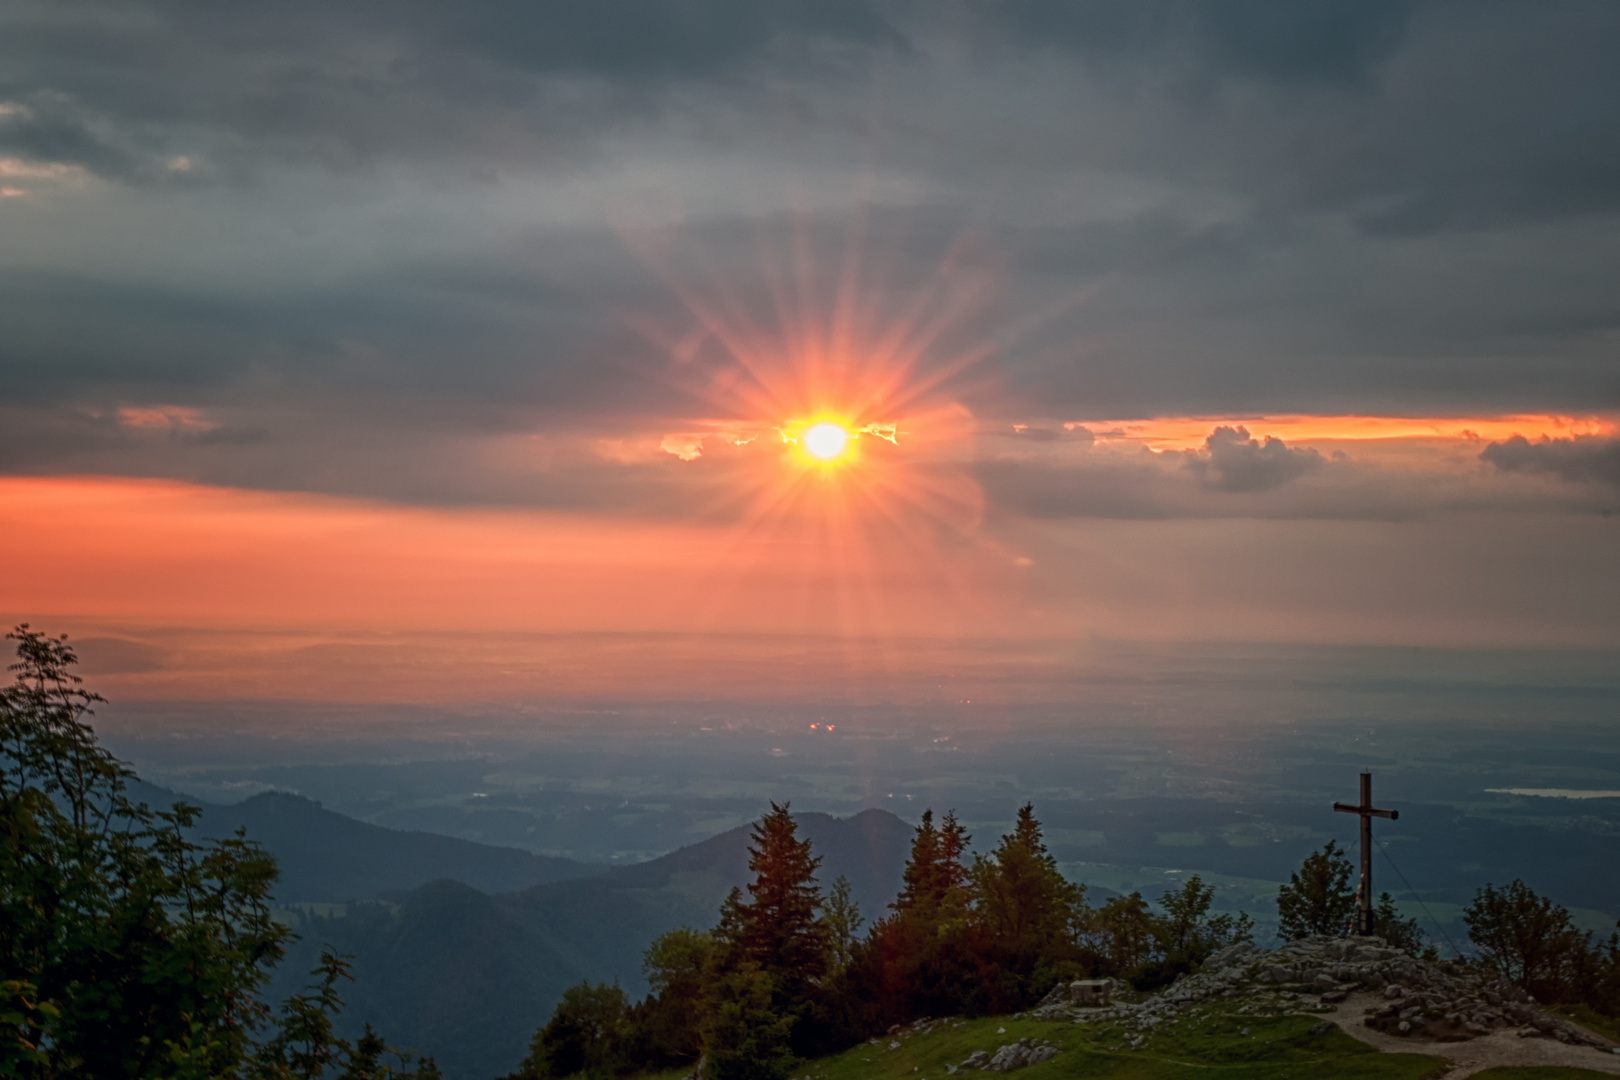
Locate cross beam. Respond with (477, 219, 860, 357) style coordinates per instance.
(1333, 772, 1398, 936)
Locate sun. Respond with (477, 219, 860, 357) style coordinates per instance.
(802, 423, 850, 461)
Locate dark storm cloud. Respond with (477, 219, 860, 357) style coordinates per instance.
(2, 0, 1620, 505)
(979, 1, 1620, 234)
(0, 0, 904, 179)
(973, 454, 1406, 522)
(3, 0, 1617, 237)
(987, 0, 1418, 85)
(992, 424, 1091, 444)
(1185, 425, 1323, 493)
(0, 99, 139, 180)
(1481, 435, 1620, 489)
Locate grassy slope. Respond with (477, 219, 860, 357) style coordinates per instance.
(633, 1001, 1618, 1080)
(791, 1011, 1446, 1080)
(1469, 1070, 1619, 1080)
(1552, 1007, 1620, 1046)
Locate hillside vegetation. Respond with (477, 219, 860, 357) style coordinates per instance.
(6, 627, 1619, 1080)
(266, 808, 913, 1078)
(706, 1011, 1445, 1080)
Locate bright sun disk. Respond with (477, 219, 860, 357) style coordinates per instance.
(803, 423, 849, 460)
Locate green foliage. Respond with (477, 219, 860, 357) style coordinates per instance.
(0, 626, 284, 1076)
(1464, 879, 1591, 1001)
(1156, 875, 1216, 960)
(1084, 892, 1156, 975)
(645, 928, 715, 1003)
(793, 1008, 1445, 1080)
(1121, 875, 1256, 989)
(1466, 1070, 1620, 1080)
(518, 982, 631, 1080)
(1275, 840, 1356, 940)
(821, 876, 863, 977)
(890, 810, 969, 931)
(1373, 893, 1431, 959)
(718, 802, 828, 989)
(701, 967, 795, 1080)
(0, 626, 431, 1080)
(632, 927, 719, 1069)
(968, 804, 1086, 958)
(249, 954, 439, 1079)
(1460, 879, 1620, 1019)
(530, 802, 1279, 1077)
(537, 807, 846, 1078)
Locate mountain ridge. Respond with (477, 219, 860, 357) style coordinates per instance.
(273, 805, 917, 1080)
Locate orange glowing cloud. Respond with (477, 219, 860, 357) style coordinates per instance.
(1076, 413, 1617, 451)
(115, 405, 219, 432)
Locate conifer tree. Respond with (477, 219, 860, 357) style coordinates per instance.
(969, 804, 1084, 955)
(939, 811, 970, 894)
(892, 810, 942, 916)
(893, 810, 972, 933)
(718, 803, 827, 987)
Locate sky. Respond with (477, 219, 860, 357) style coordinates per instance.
(2, 0, 1618, 712)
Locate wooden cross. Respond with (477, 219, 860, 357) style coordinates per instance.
(1333, 771, 1399, 936)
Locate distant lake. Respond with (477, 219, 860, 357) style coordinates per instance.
(1488, 788, 1620, 800)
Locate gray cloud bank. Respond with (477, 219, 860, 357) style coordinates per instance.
(1186, 425, 1323, 492)
(1, 0, 1618, 508)
(1482, 435, 1620, 489)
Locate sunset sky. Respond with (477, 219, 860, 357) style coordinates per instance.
(2, 1, 1618, 711)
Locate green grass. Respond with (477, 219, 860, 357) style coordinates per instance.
(1549, 1004, 1620, 1045)
(1468, 1069, 1620, 1079)
(794, 1008, 1446, 1080)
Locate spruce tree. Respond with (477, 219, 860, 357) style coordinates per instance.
(719, 803, 827, 987)
(939, 811, 970, 894)
(893, 809, 972, 933)
(969, 804, 1084, 955)
(892, 810, 942, 917)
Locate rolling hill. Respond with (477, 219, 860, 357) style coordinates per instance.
(271, 807, 917, 1080)
(127, 779, 602, 901)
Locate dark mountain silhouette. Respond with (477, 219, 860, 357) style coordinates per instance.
(273, 807, 915, 1080)
(127, 780, 601, 902)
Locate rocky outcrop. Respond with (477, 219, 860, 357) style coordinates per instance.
(1056, 936, 1611, 1050)
(948, 1038, 1060, 1072)
(1033, 979, 1115, 1017)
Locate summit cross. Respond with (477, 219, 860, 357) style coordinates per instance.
(1333, 771, 1399, 936)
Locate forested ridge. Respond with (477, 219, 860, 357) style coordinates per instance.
(5, 627, 1619, 1080)
(506, 806, 1620, 1080)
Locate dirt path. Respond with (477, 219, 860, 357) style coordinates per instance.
(1327, 992, 1620, 1078)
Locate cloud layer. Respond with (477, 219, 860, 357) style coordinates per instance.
(3, 2, 1620, 664)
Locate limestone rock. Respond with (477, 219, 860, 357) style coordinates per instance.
(1060, 934, 1613, 1052)
(957, 1039, 1060, 1072)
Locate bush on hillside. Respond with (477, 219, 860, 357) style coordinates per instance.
(1465, 878, 1620, 1015)
(1276, 840, 1356, 940)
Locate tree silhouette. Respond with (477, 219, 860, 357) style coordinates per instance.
(1276, 840, 1356, 940)
(969, 803, 1084, 956)
(0, 626, 434, 1079)
(718, 802, 827, 987)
